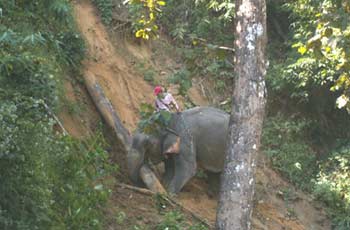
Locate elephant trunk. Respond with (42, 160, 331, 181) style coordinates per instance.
(127, 147, 145, 185)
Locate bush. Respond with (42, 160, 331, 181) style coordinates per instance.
(137, 103, 172, 134)
(0, 1, 113, 229)
(0, 94, 115, 229)
(156, 211, 208, 230)
(92, 0, 113, 25)
(0, 96, 53, 229)
(168, 68, 192, 95)
(313, 145, 350, 230)
(262, 115, 317, 190)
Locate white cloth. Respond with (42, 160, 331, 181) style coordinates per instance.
(155, 93, 179, 112)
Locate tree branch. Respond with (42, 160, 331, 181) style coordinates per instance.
(117, 183, 214, 229)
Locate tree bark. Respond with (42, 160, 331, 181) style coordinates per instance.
(216, 0, 267, 229)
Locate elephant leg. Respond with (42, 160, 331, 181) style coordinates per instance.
(164, 114, 197, 194)
(162, 158, 175, 188)
(166, 144, 197, 194)
(207, 171, 221, 198)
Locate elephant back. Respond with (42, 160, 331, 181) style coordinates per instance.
(175, 107, 229, 172)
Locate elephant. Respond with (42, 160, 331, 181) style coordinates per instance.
(127, 106, 229, 194)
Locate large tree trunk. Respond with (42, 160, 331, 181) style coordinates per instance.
(216, 0, 267, 229)
(84, 72, 131, 149)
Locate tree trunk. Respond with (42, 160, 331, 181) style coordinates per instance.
(84, 72, 131, 149)
(216, 0, 267, 229)
(139, 165, 167, 194)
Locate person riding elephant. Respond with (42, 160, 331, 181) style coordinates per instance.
(127, 106, 229, 194)
(153, 86, 180, 113)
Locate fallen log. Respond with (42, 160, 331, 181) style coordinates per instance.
(83, 72, 131, 149)
(117, 183, 155, 196)
(139, 165, 167, 194)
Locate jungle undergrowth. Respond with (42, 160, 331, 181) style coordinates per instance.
(0, 1, 116, 229)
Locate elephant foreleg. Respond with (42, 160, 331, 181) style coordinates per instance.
(162, 158, 175, 188)
(166, 152, 197, 194)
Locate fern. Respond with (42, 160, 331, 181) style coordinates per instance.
(49, 0, 71, 22)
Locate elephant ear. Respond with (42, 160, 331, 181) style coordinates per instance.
(167, 115, 197, 193)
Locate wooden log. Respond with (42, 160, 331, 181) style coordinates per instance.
(117, 183, 155, 196)
(83, 72, 131, 149)
(139, 165, 167, 194)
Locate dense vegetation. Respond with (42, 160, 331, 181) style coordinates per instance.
(264, 1, 350, 228)
(0, 1, 114, 229)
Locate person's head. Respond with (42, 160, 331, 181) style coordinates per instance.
(154, 86, 164, 97)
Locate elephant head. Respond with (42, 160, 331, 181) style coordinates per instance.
(127, 133, 158, 184)
(127, 113, 196, 193)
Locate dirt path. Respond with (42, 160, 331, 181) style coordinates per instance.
(70, 1, 331, 229)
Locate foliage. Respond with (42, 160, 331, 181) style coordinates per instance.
(159, 0, 235, 95)
(50, 133, 115, 229)
(156, 211, 208, 230)
(156, 211, 185, 230)
(160, 0, 234, 44)
(262, 115, 350, 228)
(0, 0, 114, 229)
(0, 94, 114, 229)
(137, 103, 172, 134)
(127, 0, 235, 95)
(313, 145, 350, 230)
(0, 96, 54, 229)
(284, 0, 350, 111)
(92, 0, 113, 25)
(262, 115, 317, 190)
(143, 68, 156, 82)
(135, 61, 157, 83)
(126, 0, 166, 39)
(168, 68, 192, 95)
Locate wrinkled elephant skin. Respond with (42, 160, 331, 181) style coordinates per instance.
(127, 107, 229, 194)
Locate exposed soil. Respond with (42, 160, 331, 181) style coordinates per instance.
(74, 0, 155, 131)
(58, 77, 101, 138)
(62, 0, 333, 229)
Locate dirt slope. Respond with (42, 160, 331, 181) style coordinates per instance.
(73, 0, 155, 131)
(66, 1, 331, 229)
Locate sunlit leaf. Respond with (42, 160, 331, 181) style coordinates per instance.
(157, 1, 166, 6)
(135, 30, 145, 38)
(298, 46, 307, 55)
(149, 12, 155, 20)
(336, 95, 349, 109)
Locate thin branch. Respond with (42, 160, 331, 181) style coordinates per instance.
(117, 183, 155, 195)
(194, 37, 235, 52)
(117, 183, 214, 229)
(42, 102, 68, 136)
(113, 22, 130, 31)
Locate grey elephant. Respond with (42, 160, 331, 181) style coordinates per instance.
(127, 107, 229, 194)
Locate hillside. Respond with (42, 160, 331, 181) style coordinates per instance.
(57, 1, 332, 229)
